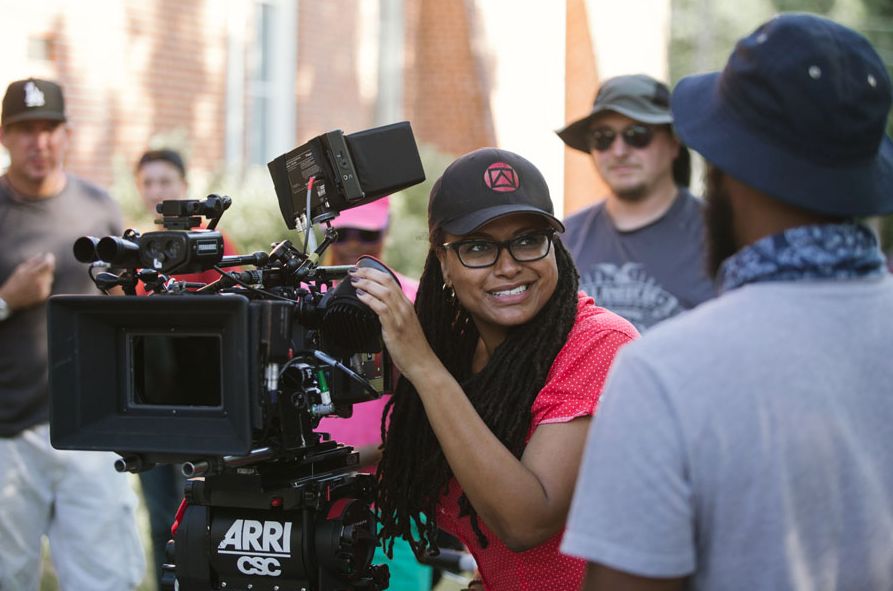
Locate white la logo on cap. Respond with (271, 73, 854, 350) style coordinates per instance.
(24, 81, 45, 108)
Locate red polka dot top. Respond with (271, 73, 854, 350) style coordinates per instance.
(436, 293, 638, 591)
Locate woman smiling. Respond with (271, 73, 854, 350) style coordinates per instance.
(348, 148, 638, 590)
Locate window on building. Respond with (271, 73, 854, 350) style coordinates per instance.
(236, 0, 296, 167)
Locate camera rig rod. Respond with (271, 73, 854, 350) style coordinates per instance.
(182, 446, 279, 478)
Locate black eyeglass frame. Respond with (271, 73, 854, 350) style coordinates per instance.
(441, 229, 557, 269)
(587, 123, 656, 152)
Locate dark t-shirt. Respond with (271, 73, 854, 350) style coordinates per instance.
(562, 189, 715, 332)
(0, 175, 122, 436)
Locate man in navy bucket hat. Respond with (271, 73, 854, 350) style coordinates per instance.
(562, 13, 893, 591)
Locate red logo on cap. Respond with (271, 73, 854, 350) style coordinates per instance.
(484, 162, 520, 192)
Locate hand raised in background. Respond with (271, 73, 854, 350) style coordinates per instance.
(0, 252, 56, 311)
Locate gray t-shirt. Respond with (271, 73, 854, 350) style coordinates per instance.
(562, 277, 893, 590)
(0, 175, 122, 437)
(562, 189, 715, 332)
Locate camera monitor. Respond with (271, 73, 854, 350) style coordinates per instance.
(268, 120, 425, 228)
(48, 295, 256, 457)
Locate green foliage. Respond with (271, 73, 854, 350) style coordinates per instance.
(860, 3, 893, 252)
(670, 0, 893, 254)
(771, 0, 836, 13)
(203, 166, 297, 255)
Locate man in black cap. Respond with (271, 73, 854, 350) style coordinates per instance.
(0, 78, 145, 589)
(562, 14, 893, 591)
(556, 74, 714, 332)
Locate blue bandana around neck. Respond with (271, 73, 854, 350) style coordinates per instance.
(717, 222, 888, 293)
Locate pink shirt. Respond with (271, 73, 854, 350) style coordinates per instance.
(436, 294, 638, 591)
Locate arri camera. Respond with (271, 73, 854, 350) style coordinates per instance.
(48, 121, 426, 591)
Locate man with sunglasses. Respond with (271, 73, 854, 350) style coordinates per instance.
(556, 74, 714, 332)
(324, 196, 418, 300)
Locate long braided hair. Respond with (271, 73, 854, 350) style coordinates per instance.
(375, 224, 580, 558)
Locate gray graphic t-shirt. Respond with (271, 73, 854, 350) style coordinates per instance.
(562, 189, 715, 332)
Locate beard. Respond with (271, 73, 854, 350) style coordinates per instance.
(613, 183, 649, 201)
(703, 165, 739, 279)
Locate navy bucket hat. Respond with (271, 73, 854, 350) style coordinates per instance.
(672, 13, 893, 217)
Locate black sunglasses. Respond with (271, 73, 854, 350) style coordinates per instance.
(334, 228, 383, 244)
(588, 124, 655, 152)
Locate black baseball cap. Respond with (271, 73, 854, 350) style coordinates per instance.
(2, 78, 66, 127)
(429, 147, 564, 235)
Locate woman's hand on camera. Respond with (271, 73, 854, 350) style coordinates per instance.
(348, 266, 437, 382)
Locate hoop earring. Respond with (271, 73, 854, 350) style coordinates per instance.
(442, 282, 455, 303)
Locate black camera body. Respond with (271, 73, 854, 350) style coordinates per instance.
(73, 194, 231, 277)
(48, 122, 426, 591)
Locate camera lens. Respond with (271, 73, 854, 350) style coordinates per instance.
(145, 239, 163, 258)
(166, 239, 184, 259)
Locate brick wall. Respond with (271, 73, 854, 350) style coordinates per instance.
(404, 0, 495, 158)
(296, 1, 372, 141)
(563, 0, 608, 215)
(0, 0, 560, 198)
(0, 1, 230, 189)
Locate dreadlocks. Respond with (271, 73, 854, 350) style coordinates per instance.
(375, 231, 580, 558)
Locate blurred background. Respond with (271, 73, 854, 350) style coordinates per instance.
(2, 0, 890, 281)
(2, 0, 889, 588)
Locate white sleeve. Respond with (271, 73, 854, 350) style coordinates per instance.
(560, 344, 696, 578)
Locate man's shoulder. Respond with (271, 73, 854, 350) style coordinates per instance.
(565, 201, 606, 225)
(673, 188, 705, 216)
(63, 175, 121, 223)
(0, 176, 11, 203)
(563, 200, 607, 237)
(65, 174, 114, 202)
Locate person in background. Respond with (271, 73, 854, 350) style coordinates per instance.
(135, 148, 240, 292)
(133, 147, 240, 587)
(556, 74, 714, 332)
(0, 77, 145, 590)
(325, 196, 418, 301)
(317, 197, 432, 590)
(350, 148, 638, 590)
(562, 14, 893, 591)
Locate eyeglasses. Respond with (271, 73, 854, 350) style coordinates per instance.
(334, 228, 383, 244)
(442, 230, 556, 269)
(588, 124, 655, 152)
